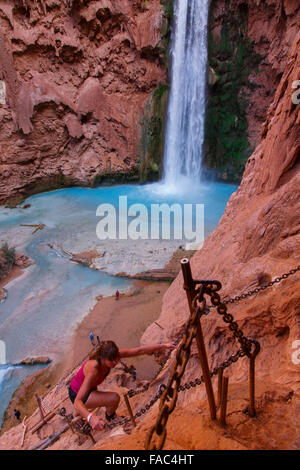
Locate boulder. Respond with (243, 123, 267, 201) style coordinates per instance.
(14, 253, 32, 269)
(18, 356, 52, 366)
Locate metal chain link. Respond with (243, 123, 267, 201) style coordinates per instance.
(105, 386, 166, 431)
(144, 276, 264, 450)
(145, 286, 207, 449)
(177, 347, 245, 392)
(204, 289, 254, 356)
(222, 265, 300, 305)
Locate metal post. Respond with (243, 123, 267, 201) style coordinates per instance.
(219, 375, 229, 426)
(88, 431, 96, 445)
(247, 338, 260, 417)
(65, 418, 75, 434)
(249, 356, 256, 417)
(217, 367, 224, 409)
(35, 394, 45, 423)
(181, 258, 217, 420)
(124, 393, 136, 427)
(20, 416, 27, 448)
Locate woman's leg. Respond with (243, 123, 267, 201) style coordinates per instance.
(84, 390, 120, 416)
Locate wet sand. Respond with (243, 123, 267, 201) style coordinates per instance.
(0, 266, 25, 302)
(62, 280, 171, 381)
(0, 265, 24, 288)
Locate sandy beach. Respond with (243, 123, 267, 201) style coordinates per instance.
(0, 265, 24, 288)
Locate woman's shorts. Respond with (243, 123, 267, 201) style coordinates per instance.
(68, 386, 94, 404)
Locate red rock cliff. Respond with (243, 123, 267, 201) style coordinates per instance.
(0, 0, 167, 204)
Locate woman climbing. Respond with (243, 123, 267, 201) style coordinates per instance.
(68, 340, 174, 431)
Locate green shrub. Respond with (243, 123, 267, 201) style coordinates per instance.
(204, 2, 262, 182)
(1, 242, 16, 267)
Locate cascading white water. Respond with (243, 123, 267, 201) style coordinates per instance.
(163, 0, 209, 188)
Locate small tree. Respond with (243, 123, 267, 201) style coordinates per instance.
(1, 242, 16, 267)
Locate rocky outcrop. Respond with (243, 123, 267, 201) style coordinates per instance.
(0, 0, 168, 204)
(205, 0, 300, 181)
(14, 253, 32, 268)
(18, 356, 51, 365)
(0, 249, 31, 278)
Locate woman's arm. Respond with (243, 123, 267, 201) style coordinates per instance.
(119, 342, 174, 358)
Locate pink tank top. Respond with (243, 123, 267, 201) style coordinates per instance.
(70, 361, 110, 394)
(70, 362, 87, 394)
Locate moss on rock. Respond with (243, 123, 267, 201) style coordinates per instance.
(139, 83, 169, 182)
(204, 1, 262, 183)
(92, 169, 139, 187)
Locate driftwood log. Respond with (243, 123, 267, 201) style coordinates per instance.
(20, 416, 27, 448)
(20, 223, 45, 234)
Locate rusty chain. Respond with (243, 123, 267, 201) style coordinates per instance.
(107, 288, 206, 435)
(144, 286, 207, 449)
(197, 286, 256, 357)
(58, 308, 260, 438)
(221, 264, 300, 305)
(107, 349, 249, 433)
(144, 276, 263, 450)
(58, 407, 94, 437)
(105, 387, 165, 431)
(60, 347, 250, 435)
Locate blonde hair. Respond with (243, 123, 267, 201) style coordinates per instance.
(89, 340, 119, 365)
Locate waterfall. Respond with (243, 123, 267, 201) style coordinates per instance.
(163, 0, 209, 188)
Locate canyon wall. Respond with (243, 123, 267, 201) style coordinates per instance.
(205, 0, 300, 182)
(0, 0, 170, 204)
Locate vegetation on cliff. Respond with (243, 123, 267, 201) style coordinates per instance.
(204, 2, 262, 182)
(139, 83, 169, 182)
(0, 243, 16, 280)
